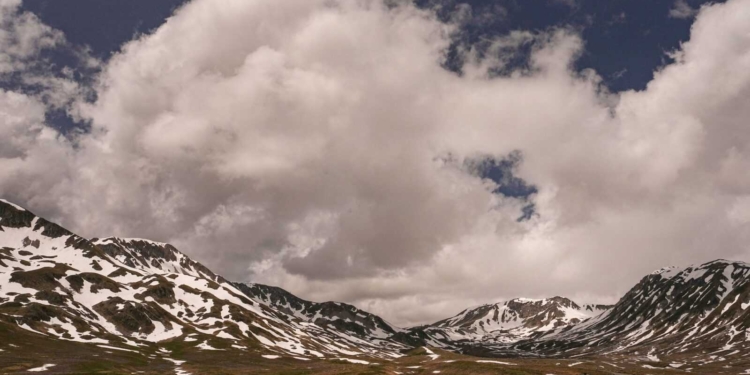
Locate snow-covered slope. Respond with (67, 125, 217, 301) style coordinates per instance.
(93, 237, 219, 280)
(513, 259, 750, 364)
(436, 297, 609, 339)
(0, 199, 407, 360)
(404, 297, 610, 349)
(4, 198, 750, 366)
(395, 260, 750, 365)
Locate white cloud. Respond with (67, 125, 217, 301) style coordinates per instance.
(0, 0, 63, 73)
(2, 0, 750, 326)
(0, 1, 97, 120)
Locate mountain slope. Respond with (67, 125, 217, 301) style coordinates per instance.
(4, 197, 750, 371)
(399, 297, 610, 351)
(235, 282, 402, 341)
(432, 297, 610, 342)
(93, 237, 219, 280)
(0, 199, 407, 361)
(512, 259, 750, 365)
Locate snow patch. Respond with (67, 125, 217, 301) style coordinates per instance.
(27, 364, 55, 372)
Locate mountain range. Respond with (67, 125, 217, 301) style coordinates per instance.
(2, 198, 750, 373)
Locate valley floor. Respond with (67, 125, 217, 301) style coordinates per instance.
(1, 320, 747, 375)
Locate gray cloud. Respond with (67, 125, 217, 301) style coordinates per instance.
(2, 0, 750, 327)
(669, 0, 699, 19)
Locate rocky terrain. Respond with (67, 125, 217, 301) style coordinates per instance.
(513, 260, 750, 363)
(235, 282, 402, 343)
(2, 198, 750, 374)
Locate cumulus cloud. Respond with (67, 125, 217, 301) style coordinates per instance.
(2, 0, 750, 326)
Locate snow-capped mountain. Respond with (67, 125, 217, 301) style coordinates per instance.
(434, 297, 610, 341)
(400, 297, 611, 350)
(0, 199, 407, 360)
(513, 259, 750, 364)
(3, 197, 750, 368)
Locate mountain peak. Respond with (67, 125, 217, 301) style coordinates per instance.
(93, 236, 219, 280)
(0, 201, 410, 360)
(103, 237, 171, 247)
(420, 295, 610, 347)
(650, 259, 750, 281)
(518, 257, 750, 360)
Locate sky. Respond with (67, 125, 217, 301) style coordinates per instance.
(1, 0, 749, 327)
